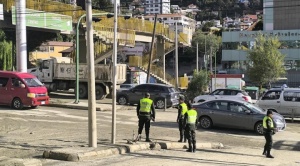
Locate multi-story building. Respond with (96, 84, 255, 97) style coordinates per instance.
(144, 13, 196, 44)
(221, 0, 300, 86)
(144, 0, 170, 15)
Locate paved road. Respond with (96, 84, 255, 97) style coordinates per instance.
(0, 105, 299, 160)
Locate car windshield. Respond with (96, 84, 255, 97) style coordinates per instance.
(168, 87, 176, 92)
(23, 78, 44, 87)
(244, 102, 265, 113)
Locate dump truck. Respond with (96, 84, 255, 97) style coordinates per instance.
(27, 57, 127, 100)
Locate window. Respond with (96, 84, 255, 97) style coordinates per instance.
(283, 91, 300, 102)
(229, 102, 248, 113)
(11, 78, 23, 88)
(0, 77, 9, 87)
(150, 86, 164, 92)
(133, 85, 148, 91)
(210, 89, 225, 95)
(49, 46, 54, 52)
(224, 90, 238, 95)
(262, 91, 281, 100)
(206, 101, 228, 110)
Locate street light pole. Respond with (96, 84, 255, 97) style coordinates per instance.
(111, 0, 118, 144)
(175, 21, 179, 89)
(86, 0, 97, 148)
(196, 42, 198, 71)
(16, 0, 27, 72)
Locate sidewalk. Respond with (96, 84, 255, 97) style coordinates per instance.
(46, 98, 132, 111)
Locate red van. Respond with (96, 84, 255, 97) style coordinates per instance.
(0, 71, 49, 109)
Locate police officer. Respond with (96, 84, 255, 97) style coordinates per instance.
(136, 93, 156, 142)
(184, 102, 198, 152)
(177, 96, 188, 142)
(262, 110, 275, 158)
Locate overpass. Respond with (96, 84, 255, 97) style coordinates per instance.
(0, 0, 191, 85)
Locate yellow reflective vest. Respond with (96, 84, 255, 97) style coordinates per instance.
(139, 98, 153, 114)
(263, 116, 274, 129)
(187, 109, 197, 124)
(180, 103, 188, 116)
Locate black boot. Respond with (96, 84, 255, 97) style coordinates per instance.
(145, 133, 152, 142)
(183, 137, 187, 143)
(262, 147, 266, 155)
(266, 149, 274, 158)
(186, 140, 192, 152)
(192, 141, 196, 153)
(178, 135, 183, 142)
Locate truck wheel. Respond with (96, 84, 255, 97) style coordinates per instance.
(79, 84, 87, 99)
(12, 98, 24, 110)
(96, 85, 105, 100)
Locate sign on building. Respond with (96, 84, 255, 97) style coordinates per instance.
(11, 6, 72, 32)
(0, 4, 3, 20)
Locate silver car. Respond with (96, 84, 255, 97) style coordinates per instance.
(193, 99, 286, 135)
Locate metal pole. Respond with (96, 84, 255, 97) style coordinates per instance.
(111, 0, 118, 144)
(163, 54, 165, 81)
(214, 50, 217, 91)
(205, 35, 207, 72)
(175, 22, 179, 89)
(75, 14, 86, 104)
(196, 42, 198, 72)
(86, 0, 97, 148)
(16, 0, 27, 72)
(146, 14, 157, 83)
(210, 47, 213, 92)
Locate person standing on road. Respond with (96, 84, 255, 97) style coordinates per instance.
(262, 110, 276, 158)
(184, 102, 198, 152)
(177, 96, 188, 142)
(136, 93, 156, 142)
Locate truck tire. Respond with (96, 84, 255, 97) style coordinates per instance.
(96, 85, 105, 100)
(79, 84, 88, 99)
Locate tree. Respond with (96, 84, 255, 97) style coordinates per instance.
(201, 21, 214, 32)
(246, 34, 286, 89)
(185, 70, 210, 101)
(92, 0, 113, 11)
(0, 30, 13, 71)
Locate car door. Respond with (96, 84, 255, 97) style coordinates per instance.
(0, 77, 10, 105)
(209, 89, 225, 100)
(257, 90, 281, 111)
(206, 101, 232, 127)
(148, 85, 164, 100)
(129, 84, 149, 104)
(10, 77, 28, 103)
(227, 102, 253, 129)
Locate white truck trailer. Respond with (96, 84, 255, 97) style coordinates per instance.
(28, 57, 127, 100)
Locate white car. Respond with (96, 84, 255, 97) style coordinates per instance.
(193, 89, 252, 104)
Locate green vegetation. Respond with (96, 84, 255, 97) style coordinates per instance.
(185, 70, 210, 101)
(0, 30, 13, 71)
(246, 34, 286, 89)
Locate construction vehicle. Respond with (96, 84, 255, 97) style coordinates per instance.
(27, 57, 127, 100)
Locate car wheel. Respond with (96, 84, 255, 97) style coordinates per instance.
(96, 85, 105, 100)
(79, 84, 88, 99)
(255, 121, 264, 135)
(117, 96, 128, 105)
(199, 116, 212, 129)
(12, 98, 24, 110)
(155, 98, 165, 109)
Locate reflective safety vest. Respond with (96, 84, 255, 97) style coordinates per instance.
(180, 103, 188, 116)
(263, 116, 274, 129)
(187, 109, 197, 124)
(139, 98, 153, 115)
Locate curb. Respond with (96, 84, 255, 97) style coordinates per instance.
(43, 142, 224, 162)
(45, 103, 103, 111)
(0, 156, 42, 166)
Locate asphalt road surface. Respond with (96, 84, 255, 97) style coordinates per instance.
(0, 105, 299, 160)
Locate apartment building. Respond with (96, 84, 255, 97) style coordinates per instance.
(144, 0, 170, 15)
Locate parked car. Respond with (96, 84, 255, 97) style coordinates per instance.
(256, 88, 300, 118)
(117, 83, 180, 109)
(0, 71, 49, 109)
(193, 89, 252, 104)
(193, 99, 286, 135)
(120, 84, 137, 89)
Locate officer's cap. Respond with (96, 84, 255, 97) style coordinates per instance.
(267, 110, 273, 115)
(179, 95, 185, 101)
(145, 93, 150, 97)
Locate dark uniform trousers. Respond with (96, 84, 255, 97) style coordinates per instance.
(138, 116, 151, 138)
(185, 124, 196, 151)
(264, 131, 273, 152)
(178, 119, 186, 141)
